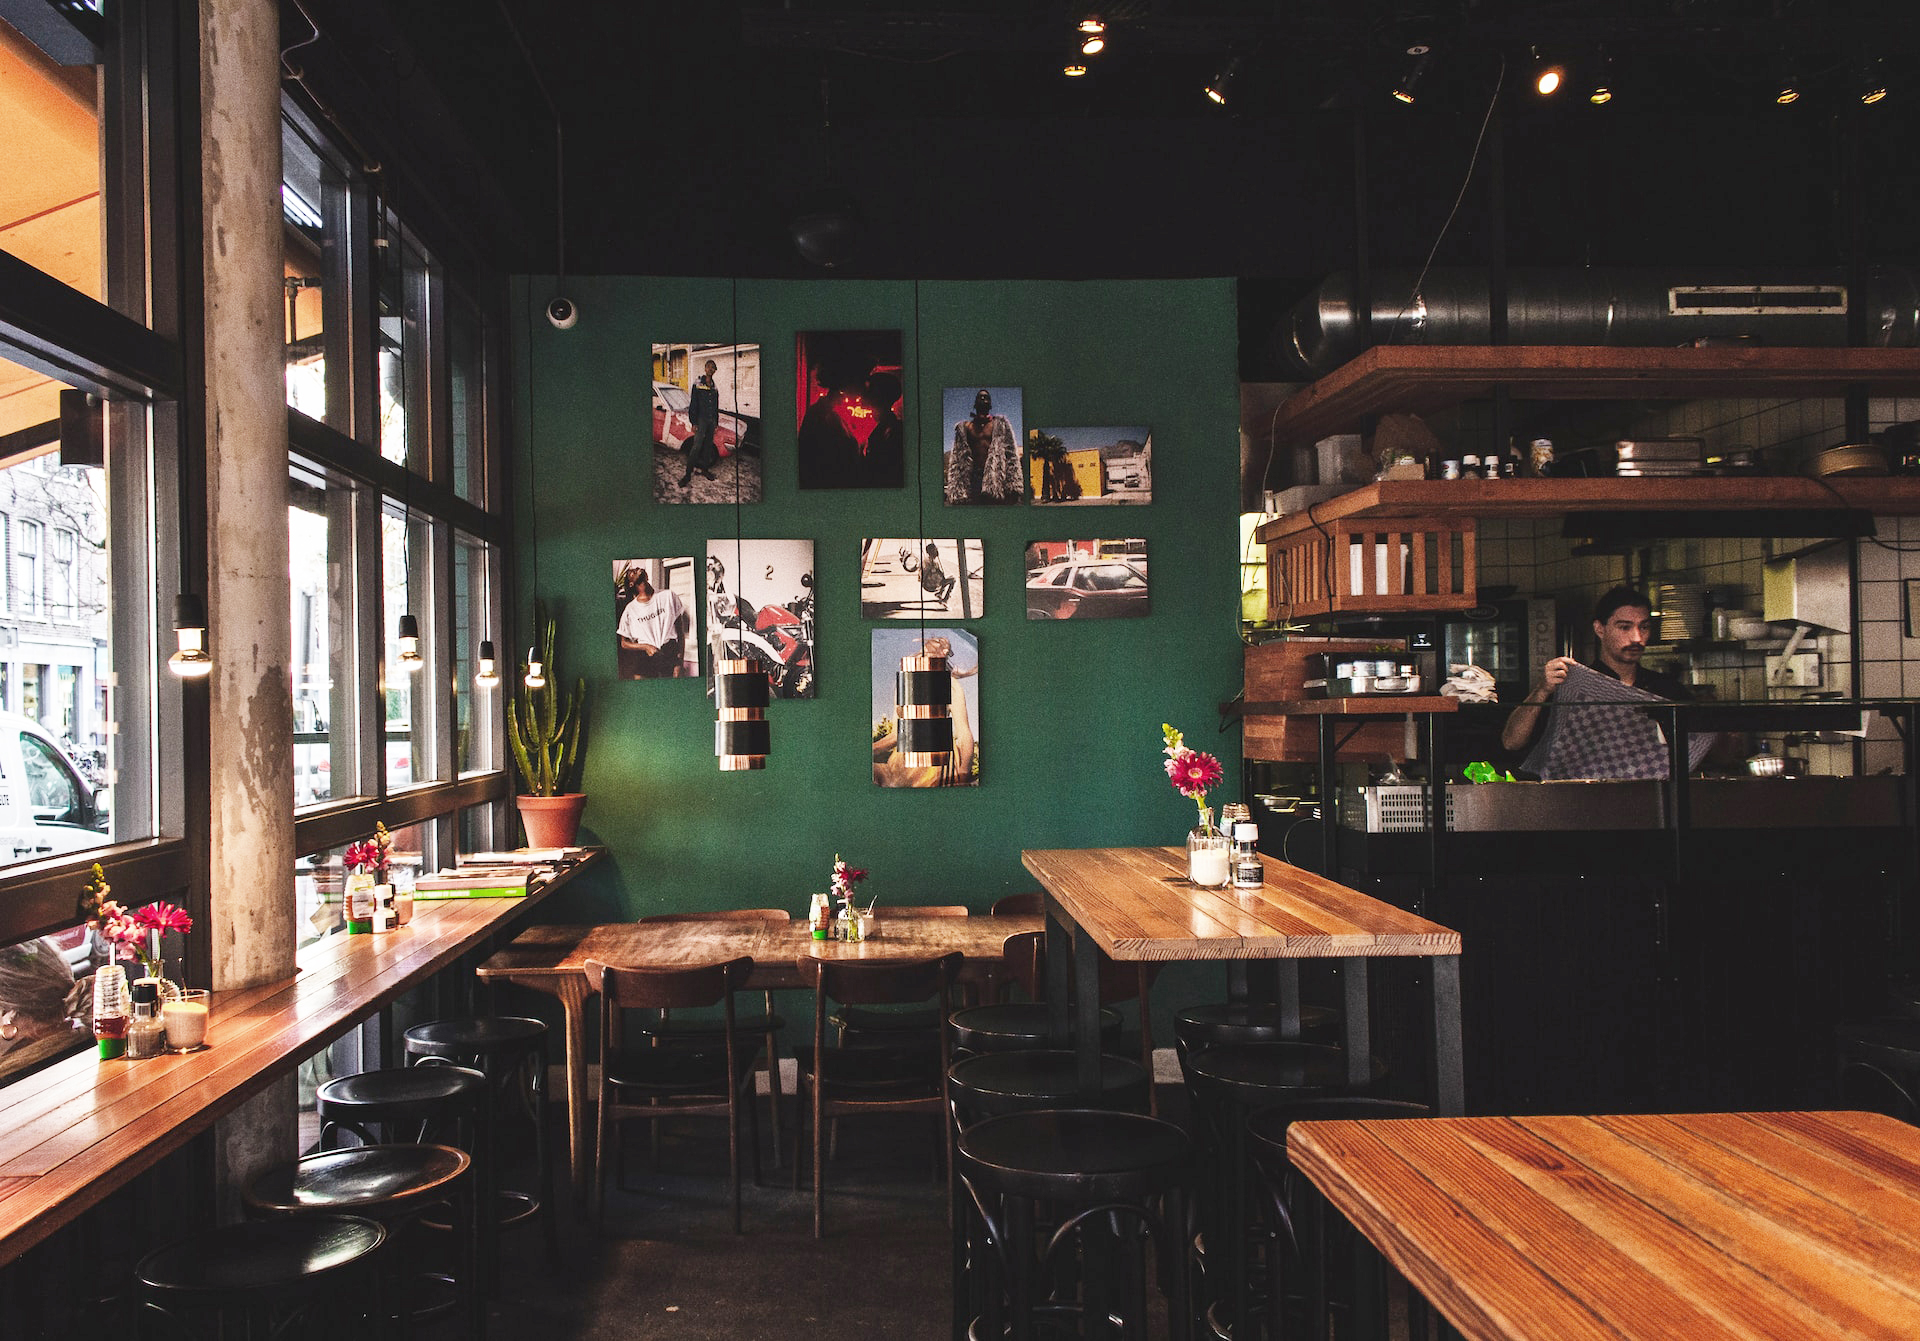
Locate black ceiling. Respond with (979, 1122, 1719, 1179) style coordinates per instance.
(303, 0, 1920, 296)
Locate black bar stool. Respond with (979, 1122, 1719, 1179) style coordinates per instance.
(243, 1144, 478, 1338)
(1244, 1098, 1432, 1341)
(949, 1000, 1122, 1059)
(955, 1108, 1194, 1341)
(1172, 1001, 1341, 1064)
(134, 1215, 385, 1340)
(948, 1049, 1149, 1129)
(1835, 1017, 1920, 1120)
(317, 1063, 487, 1149)
(403, 1015, 554, 1250)
(1181, 1043, 1385, 1341)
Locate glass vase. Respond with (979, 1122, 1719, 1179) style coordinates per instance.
(1187, 806, 1231, 887)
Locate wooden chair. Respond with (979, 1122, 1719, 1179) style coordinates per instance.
(584, 956, 759, 1230)
(793, 951, 961, 1238)
(988, 891, 1044, 917)
(835, 905, 972, 1033)
(635, 910, 789, 1161)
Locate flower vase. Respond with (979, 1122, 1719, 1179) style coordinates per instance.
(1187, 806, 1231, 887)
(839, 901, 866, 942)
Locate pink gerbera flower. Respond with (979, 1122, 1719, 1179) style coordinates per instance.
(133, 901, 194, 936)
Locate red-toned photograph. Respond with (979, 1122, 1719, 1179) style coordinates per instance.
(794, 330, 905, 489)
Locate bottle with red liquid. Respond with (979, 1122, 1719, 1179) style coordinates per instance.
(94, 964, 129, 1059)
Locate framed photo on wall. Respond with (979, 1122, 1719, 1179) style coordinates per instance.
(795, 330, 904, 489)
(1028, 426, 1153, 505)
(613, 557, 700, 678)
(870, 627, 980, 788)
(706, 538, 816, 698)
(942, 386, 1024, 504)
(651, 342, 762, 504)
(1024, 539, 1149, 620)
(859, 537, 985, 620)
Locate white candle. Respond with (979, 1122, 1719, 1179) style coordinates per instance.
(1190, 846, 1231, 887)
(162, 994, 209, 1050)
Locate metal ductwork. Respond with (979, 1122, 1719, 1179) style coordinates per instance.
(1276, 267, 1920, 378)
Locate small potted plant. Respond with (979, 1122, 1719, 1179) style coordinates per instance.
(508, 600, 589, 848)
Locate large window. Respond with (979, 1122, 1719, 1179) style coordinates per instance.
(0, 1, 179, 1086)
(281, 97, 508, 888)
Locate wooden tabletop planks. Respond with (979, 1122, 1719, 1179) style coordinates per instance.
(0, 854, 596, 1267)
(1021, 847, 1460, 961)
(480, 914, 1043, 990)
(1289, 1111, 1920, 1341)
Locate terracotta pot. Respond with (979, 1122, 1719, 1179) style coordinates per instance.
(516, 793, 587, 848)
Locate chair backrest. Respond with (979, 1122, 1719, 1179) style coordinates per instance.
(639, 909, 790, 923)
(998, 930, 1158, 1004)
(585, 956, 754, 1012)
(990, 891, 1044, 917)
(884, 905, 970, 917)
(799, 952, 961, 1008)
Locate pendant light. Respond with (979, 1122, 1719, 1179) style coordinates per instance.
(168, 593, 212, 677)
(523, 646, 546, 690)
(397, 612, 423, 672)
(475, 639, 500, 687)
(717, 277, 770, 770)
(891, 276, 953, 771)
(523, 289, 547, 691)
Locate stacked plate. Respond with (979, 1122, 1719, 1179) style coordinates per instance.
(1653, 583, 1708, 642)
(1615, 438, 1707, 477)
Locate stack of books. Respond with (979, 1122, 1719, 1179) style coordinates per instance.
(413, 866, 534, 900)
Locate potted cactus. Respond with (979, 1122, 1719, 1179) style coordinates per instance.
(507, 601, 589, 848)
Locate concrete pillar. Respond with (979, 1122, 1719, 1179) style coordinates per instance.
(200, 0, 297, 1191)
(200, 0, 294, 996)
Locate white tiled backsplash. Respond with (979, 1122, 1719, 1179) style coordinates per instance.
(1479, 395, 1916, 777)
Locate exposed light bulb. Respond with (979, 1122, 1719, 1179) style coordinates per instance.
(168, 594, 211, 678)
(476, 639, 500, 688)
(397, 613, 423, 673)
(524, 649, 546, 691)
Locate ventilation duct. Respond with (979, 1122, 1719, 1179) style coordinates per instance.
(1276, 267, 1920, 378)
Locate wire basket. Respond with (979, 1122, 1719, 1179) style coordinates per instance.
(1346, 784, 1456, 833)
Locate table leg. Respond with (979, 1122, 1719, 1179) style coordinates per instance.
(551, 977, 591, 1199)
(1278, 961, 1302, 1037)
(1073, 925, 1102, 1097)
(1341, 958, 1371, 1090)
(1430, 955, 1465, 1116)
(1043, 896, 1072, 1045)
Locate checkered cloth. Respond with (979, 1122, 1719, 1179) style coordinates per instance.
(1521, 662, 1714, 780)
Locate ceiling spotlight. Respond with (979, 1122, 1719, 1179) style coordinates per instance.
(1063, 61, 1088, 77)
(1530, 47, 1564, 97)
(1080, 31, 1105, 55)
(1588, 52, 1612, 104)
(1205, 57, 1241, 106)
(1392, 50, 1430, 105)
(1077, 15, 1104, 36)
(1775, 77, 1800, 105)
(1862, 64, 1888, 104)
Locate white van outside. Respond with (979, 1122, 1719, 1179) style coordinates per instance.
(0, 711, 110, 863)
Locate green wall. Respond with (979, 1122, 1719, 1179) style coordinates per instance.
(509, 276, 1244, 936)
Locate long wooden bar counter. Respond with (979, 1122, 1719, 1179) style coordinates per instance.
(0, 852, 597, 1268)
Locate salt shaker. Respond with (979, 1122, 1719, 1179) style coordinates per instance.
(1232, 823, 1263, 888)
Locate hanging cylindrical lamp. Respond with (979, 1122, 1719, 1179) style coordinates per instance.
(894, 649, 953, 769)
(167, 594, 212, 678)
(397, 613, 424, 673)
(715, 656, 770, 771)
(475, 639, 500, 687)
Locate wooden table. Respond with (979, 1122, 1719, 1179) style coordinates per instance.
(1021, 847, 1463, 1112)
(0, 854, 594, 1268)
(1288, 1110, 1920, 1341)
(474, 913, 1041, 1194)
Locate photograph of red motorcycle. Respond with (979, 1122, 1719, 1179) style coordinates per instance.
(704, 539, 816, 699)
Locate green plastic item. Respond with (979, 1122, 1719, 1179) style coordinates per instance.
(1462, 761, 1516, 784)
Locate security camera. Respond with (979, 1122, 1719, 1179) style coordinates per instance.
(546, 296, 578, 330)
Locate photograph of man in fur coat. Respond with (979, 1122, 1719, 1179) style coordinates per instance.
(943, 386, 1024, 504)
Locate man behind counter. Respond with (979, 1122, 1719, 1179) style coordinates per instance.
(1501, 585, 1692, 771)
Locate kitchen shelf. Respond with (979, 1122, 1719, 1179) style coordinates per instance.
(1238, 697, 1461, 716)
(1270, 344, 1920, 446)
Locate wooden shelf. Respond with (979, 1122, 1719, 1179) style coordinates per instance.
(1271, 344, 1920, 446)
(1241, 696, 1460, 716)
(1255, 476, 1920, 543)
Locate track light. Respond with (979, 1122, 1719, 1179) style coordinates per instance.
(524, 648, 546, 690)
(1392, 48, 1430, 105)
(168, 594, 211, 678)
(476, 639, 500, 688)
(396, 613, 423, 673)
(1205, 56, 1241, 106)
(1530, 47, 1564, 97)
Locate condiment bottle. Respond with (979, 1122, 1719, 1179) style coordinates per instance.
(372, 883, 395, 933)
(1232, 823, 1264, 888)
(126, 980, 166, 1059)
(809, 893, 830, 941)
(93, 964, 129, 1059)
(1460, 454, 1480, 479)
